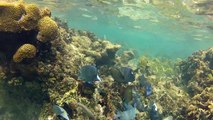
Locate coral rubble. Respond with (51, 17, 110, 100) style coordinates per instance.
(178, 48, 213, 120)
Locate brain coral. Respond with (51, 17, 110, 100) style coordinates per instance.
(0, 0, 59, 63)
(18, 3, 41, 30)
(13, 44, 37, 63)
(0, 1, 25, 32)
(37, 16, 58, 42)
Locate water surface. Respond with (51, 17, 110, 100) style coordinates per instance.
(26, 0, 213, 58)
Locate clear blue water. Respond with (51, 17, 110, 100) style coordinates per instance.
(27, 0, 213, 58)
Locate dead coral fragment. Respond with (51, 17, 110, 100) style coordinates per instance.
(13, 44, 37, 63)
(37, 16, 58, 42)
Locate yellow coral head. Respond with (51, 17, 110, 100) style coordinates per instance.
(13, 44, 37, 63)
(37, 16, 58, 42)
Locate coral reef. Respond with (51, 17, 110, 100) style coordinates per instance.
(186, 87, 213, 119)
(0, 1, 212, 120)
(179, 48, 213, 96)
(178, 48, 213, 120)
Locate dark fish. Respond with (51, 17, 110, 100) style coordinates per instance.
(52, 105, 69, 120)
(140, 74, 152, 96)
(145, 83, 152, 96)
(78, 65, 101, 82)
(132, 89, 145, 112)
(111, 67, 135, 83)
(120, 67, 135, 83)
(149, 101, 161, 120)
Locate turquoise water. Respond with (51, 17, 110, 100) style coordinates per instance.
(26, 0, 213, 58)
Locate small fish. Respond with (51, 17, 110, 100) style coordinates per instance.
(52, 105, 69, 120)
(132, 89, 145, 112)
(149, 101, 160, 120)
(111, 67, 135, 83)
(140, 74, 153, 96)
(78, 65, 101, 82)
(145, 83, 152, 96)
(119, 67, 135, 83)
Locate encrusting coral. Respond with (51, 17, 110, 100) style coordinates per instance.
(13, 44, 37, 63)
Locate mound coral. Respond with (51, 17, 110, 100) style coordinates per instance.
(0, 1, 24, 32)
(13, 44, 37, 63)
(37, 16, 58, 42)
(0, 0, 58, 64)
(18, 4, 41, 30)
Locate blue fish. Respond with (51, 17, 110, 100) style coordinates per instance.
(132, 90, 145, 112)
(140, 74, 152, 96)
(119, 67, 135, 83)
(52, 105, 69, 120)
(145, 83, 152, 96)
(149, 101, 160, 120)
(78, 65, 101, 82)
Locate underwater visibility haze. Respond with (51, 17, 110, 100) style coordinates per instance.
(0, 0, 213, 120)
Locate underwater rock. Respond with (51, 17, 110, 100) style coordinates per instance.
(183, 0, 213, 15)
